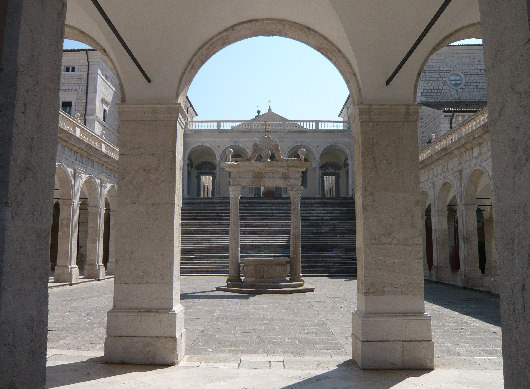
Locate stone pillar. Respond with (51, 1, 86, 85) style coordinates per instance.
(289, 185, 303, 282)
(215, 159, 221, 197)
(105, 209, 117, 275)
(54, 198, 80, 283)
(84, 204, 106, 280)
(228, 185, 242, 283)
(0, 1, 66, 386)
(348, 158, 354, 197)
(315, 158, 321, 197)
(462, 204, 482, 287)
(478, 1, 530, 385)
(104, 104, 186, 365)
(351, 105, 433, 369)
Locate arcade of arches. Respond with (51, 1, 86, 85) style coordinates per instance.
(1, 1, 528, 388)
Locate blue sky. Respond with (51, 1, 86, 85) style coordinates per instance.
(64, 37, 481, 120)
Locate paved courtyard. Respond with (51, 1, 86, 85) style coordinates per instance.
(47, 276, 503, 388)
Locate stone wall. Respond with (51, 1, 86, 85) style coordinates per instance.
(60, 50, 121, 146)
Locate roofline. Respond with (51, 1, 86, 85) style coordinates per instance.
(63, 48, 97, 53)
(338, 94, 351, 118)
(186, 96, 198, 116)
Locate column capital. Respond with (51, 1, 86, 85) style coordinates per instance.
(351, 104, 420, 123)
(117, 103, 187, 122)
(229, 186, 241, 198)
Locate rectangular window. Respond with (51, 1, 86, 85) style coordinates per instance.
(61, 101, 72, 115)
(102, 102, 109, 122)
(64, 66, 76, 72)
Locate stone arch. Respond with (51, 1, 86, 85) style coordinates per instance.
(77, 175, 100, 275)
(420, 190, 434, 278)
(51, 165, 75, 272)
(55, 164, 74, 200)
(219, 145, 251, 197)
(78, 175, 100, 206)
(64, 25, 126, 102)
(463, 168, 496, 280)
(186, 145, 217, 198)
(103, 185, 118, 209)
(319, 144, 350, 197)
(436, 181, 460, 281)
(287, 145, 317, 197)
(413, 23, 482, 102)
(102, 185, 117, 271)
(176, 18, 362, 105)
(287, 144, 317, 161)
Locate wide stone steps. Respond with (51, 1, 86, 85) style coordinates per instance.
(180, 197, 356, 276)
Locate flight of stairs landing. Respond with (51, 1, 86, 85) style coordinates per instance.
(181, 197, 356, 276)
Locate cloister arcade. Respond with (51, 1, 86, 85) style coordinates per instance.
(184, 141, 353, 199)
(1, 1, 527, 388)
(51, 163, 117, 284)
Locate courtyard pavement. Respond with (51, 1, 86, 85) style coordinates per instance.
(46, 276, 503, 388)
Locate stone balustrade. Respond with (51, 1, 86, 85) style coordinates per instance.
(58, 110, 119, 160)
(419, 108, 488, 161)
(187, 119, 350, 131)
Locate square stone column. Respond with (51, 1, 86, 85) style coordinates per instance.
(104, 104, 186, 365)
(84, 204, 106, 280)
(478, 1, 530, 385)
(54, 198, 80, 283)
(0, 1, 66, 386)
(289, 185, 303, 282)
(351, 105, 433, 369)
(228, 185, 242, 283)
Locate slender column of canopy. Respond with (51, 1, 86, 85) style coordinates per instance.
(228, 185, 242, 283)
(289, 185, 303, 282)
(351, 104, 433, 369)
(104, 104, 186, 365)
(54, 198, 80, 283)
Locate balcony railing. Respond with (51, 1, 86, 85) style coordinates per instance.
(58, 110, 119, 160)
(419, 108, 488, 162)
(186, 120, 350, 131)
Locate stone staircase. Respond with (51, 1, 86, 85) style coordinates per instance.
(181, 197, 356, 276)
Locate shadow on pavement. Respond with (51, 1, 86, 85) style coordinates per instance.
(281, 360, 430, 389)
(424, 281, 500, 326)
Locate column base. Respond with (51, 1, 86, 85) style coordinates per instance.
(104, 305, 186, 365)
(289, 276, 304, 283)
(352, 311, 434, 369)
(54, 265, 79, 284)
(105, 261, 116, 275)
(84, 263, 106, 280)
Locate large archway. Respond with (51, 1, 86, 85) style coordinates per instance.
(177, 19, 361, 106)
